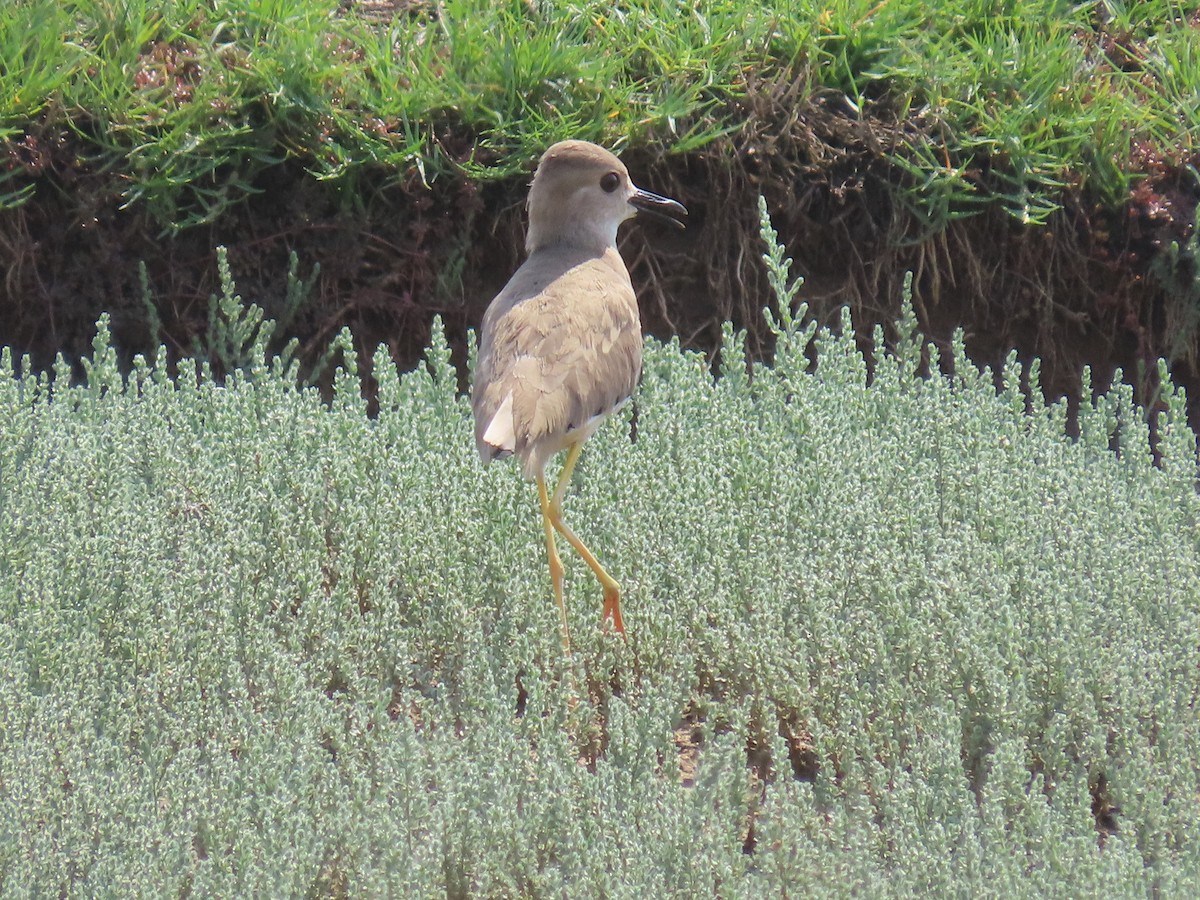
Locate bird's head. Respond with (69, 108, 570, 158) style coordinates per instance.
(525, 140, 687, 255)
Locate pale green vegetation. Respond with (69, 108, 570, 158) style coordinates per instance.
(1, 0, 1197, 226)
(0, 203, 1197, 894)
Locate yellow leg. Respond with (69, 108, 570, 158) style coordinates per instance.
(538, 475, 571, 653)
(547, 442, 626, 636)
(551, 440, 585, 508)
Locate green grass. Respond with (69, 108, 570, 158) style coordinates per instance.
(1, 0, 1197, 227)
(0, 202, 1197, 894)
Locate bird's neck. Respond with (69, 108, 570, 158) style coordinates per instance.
(525, 214, 618, 256)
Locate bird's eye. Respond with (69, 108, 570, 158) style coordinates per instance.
(600, 172, 620, 193)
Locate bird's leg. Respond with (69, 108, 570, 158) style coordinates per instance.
(538, 475, 571, 653)
(550, 440, 584, 509)
(548, 442, 626, 635)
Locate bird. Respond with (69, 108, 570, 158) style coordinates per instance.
(472, 140, 687, 652)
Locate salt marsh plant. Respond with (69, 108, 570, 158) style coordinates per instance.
(0, 201, 1197, 894)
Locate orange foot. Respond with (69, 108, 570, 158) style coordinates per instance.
(601, 587, 626, 637)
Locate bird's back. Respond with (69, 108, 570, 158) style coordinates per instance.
(473, 245, 642, 480)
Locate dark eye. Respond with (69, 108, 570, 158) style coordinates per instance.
(600, 172, 620, 193)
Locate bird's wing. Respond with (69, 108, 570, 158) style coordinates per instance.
(473, 248, 642, 479)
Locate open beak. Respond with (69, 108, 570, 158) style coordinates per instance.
(630, 187, 688, 229)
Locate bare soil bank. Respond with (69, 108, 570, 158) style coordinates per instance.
(4, 113, 1198, 432)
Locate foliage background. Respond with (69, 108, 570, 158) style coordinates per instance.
(2, 0, 1199, 429)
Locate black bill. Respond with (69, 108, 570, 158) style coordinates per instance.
(630, 188, 688, 229)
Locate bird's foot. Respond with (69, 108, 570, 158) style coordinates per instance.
(601, 587, 626, 637)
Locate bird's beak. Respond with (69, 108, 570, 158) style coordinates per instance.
(630, 188, 688, 229)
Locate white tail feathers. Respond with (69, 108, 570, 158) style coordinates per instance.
(480, 391, 516, 459)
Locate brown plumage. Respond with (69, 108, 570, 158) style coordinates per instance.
(472, 140, 686, 650)
(474, 244, 641, 479)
